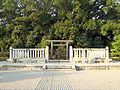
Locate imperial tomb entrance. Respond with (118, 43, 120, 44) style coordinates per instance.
(47, 40, 73, 60)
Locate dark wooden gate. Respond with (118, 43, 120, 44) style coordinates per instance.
(47, 40, 73, 60)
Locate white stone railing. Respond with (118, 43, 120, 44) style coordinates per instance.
(89, 48, 108, 59)
(9, 46, 49, 62)
(69, 46, 109, 63)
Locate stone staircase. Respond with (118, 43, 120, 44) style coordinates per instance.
(43, 64, 76, 70)
(48, 60, 70, 63)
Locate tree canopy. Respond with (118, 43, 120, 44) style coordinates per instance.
(0, 0, 120, 56)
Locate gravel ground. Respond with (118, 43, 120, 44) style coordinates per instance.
(66, 70, 120, 90)
(0, 70, 120, 90)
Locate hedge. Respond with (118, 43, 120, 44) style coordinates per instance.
(0, 57, 8, 61)
(0, 52, 9, 57)
(110, 57, 120, 61)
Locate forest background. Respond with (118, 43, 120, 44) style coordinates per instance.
(0, 0, 120, 60)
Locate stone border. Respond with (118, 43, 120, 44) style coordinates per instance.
(0, 62, 120, 70)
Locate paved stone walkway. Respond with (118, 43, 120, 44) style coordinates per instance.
(35, 70, 73, 90)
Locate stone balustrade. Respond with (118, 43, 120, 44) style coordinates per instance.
(8, 46, 49, 63)
(69, 46, 111, 63)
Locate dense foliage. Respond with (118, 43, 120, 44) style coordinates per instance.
(0, 0, 120, 56)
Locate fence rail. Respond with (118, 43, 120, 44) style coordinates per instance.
(9, 46, 49, 62)
(69, 46, 109, 63)
(12, 49, 45, 59)
(8, 46, 110, 64)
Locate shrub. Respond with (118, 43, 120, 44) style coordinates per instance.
(111, 35, 120, 57)
(110, 57, 120, 61)
(0, 52, 9, 57)
(55, 47, 66, 60)
(0, 57, 7, 61)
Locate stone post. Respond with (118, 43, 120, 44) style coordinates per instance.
(51, 42, 53, 60)
(106, 46, 109, 59)
(66, 42, 68, 60)
(69, 46, 73, 62)
(10, 47, 13, 59)
(28, 49, 29, 58)
(45, 46, 49, 63)
(82, 50, 84, 63)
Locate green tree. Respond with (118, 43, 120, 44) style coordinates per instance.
(0, 0, 120, 55)
(111, 35, 120, 57)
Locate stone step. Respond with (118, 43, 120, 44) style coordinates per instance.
(43, 65, 76, 70)
(48, 60, 70, 63)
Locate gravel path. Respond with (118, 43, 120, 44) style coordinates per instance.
(35, 70, 73, 90)
(0, 70, 120, 90)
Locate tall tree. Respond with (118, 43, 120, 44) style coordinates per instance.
(0, 0, 120, 54)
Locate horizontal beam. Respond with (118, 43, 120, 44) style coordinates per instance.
(46, 40, 73, 42)
(13, 48, 45, 50)
(53, 44, 67, 46)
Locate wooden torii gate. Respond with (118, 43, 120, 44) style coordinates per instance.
(47, 40, 73, 60)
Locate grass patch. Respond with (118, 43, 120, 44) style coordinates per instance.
(110, 57, 120, 61)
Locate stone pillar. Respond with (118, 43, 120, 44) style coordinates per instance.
(82, 50, 84, 63)
(66, 42, 68, 60)
(33, 50, 34, 58)
(69, 46, 73, 62)
(28, 50, 29, 58)
(51, 42, 53, 60)
(45, 46, 49, 63)
(106, 46, 109, 59)
(10, 47, 13, 59)
(38, 49, 39, 58)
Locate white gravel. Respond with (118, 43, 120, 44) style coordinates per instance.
(66, 70, 120, 90)
(0, 70, 120, 90)
(0, 70, 44, 90)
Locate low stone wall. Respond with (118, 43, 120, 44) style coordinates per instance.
(0, 65, 43, 70)
(76, 64, 120, 70)
(0, 63, 120, 71)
